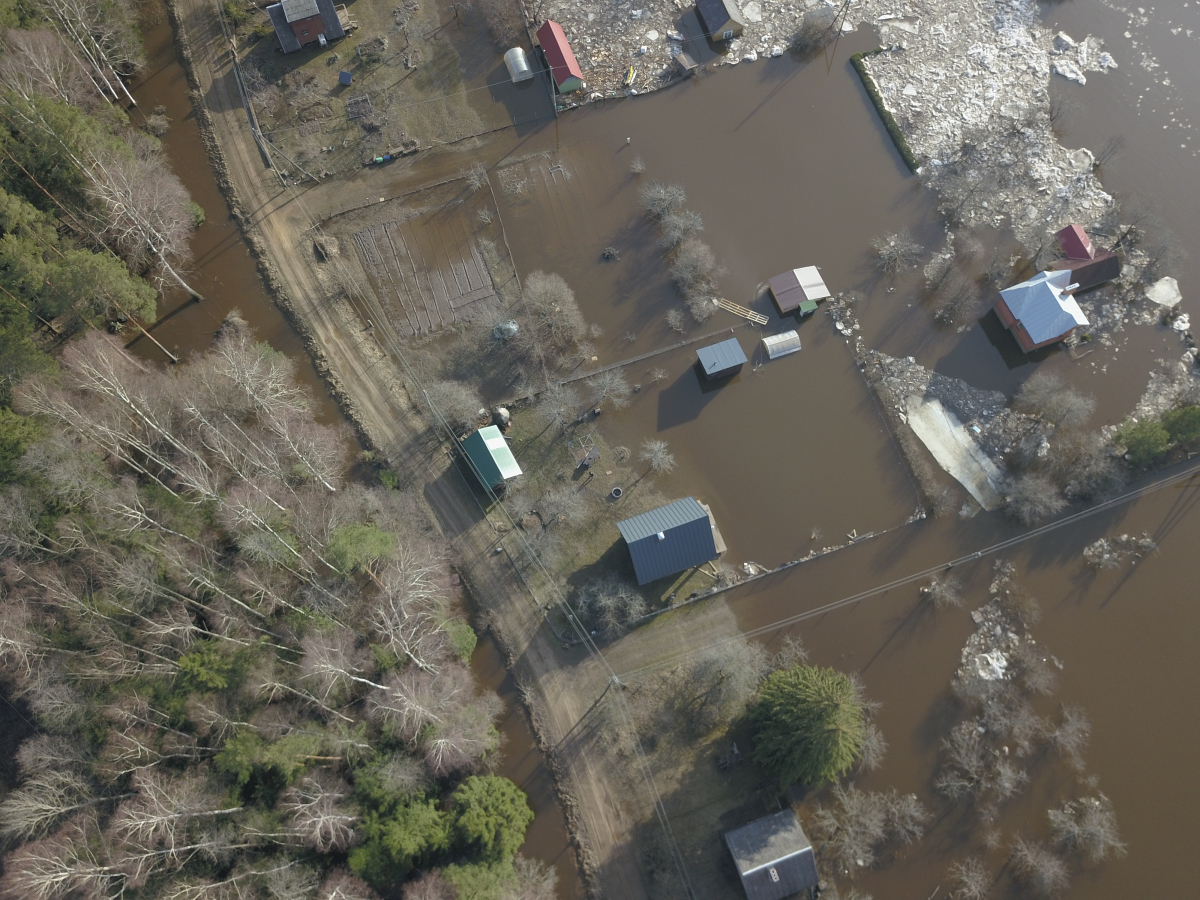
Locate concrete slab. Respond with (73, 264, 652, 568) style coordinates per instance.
(906, 395, 1005, 511)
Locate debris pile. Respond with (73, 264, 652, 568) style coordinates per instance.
(1082, 532, 1156, 570)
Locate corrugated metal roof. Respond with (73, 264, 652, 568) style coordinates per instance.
(281, 0, 319, 22)
(697, 337, 747, 376)
(617, 498, 718, 584)
(999, 270, 1088, 345)
(793, 266, 831, 301)
(462, 425, 522, 489)
(725, 811, 819, 900)
(1055, 223, 1095, 260)
(536, 20, 583, 88)
(762, 331, 801, 359)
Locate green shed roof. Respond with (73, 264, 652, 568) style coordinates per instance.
(462, 425, 522, 489)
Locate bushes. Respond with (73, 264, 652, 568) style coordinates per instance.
(851, 51, 920, 172)
(1115, 417, 1170, 467)
(1162, 404, 1200, 445)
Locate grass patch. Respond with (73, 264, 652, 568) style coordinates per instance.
(851, 49, 920, 173)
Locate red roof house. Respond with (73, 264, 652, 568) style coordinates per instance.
(536, 20, 584, 94)
(1051, 223, 1120, 291)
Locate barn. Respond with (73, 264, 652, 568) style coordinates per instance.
(266, 0, 345, 53)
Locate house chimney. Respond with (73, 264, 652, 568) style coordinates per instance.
(656, 532, 665, 541)
(1065, 283, 1080, 293)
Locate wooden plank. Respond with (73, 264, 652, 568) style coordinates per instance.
(715, 298, 768, 325)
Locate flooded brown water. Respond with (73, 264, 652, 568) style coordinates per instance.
(129, 6, 341, 423)
(128, 2, 1200, 897)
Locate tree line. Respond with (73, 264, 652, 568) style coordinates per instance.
(0, 320, 553, 900)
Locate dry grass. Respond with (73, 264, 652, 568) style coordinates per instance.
(236, 0, 484, 175)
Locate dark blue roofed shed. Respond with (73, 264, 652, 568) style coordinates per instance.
(697, 336, 747, 381)
(617, 497, 719, 585)
(725, 810, 819, 900)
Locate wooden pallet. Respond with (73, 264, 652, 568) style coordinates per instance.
(714, 297, 768, 325)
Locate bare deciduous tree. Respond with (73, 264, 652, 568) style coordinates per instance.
(423, 380, 483, 435)
(789, 5, 837, 53)
(1009, 836, 1070, 897)
(658, 210, 703, 249)
(921, 573, 962, 609)
(1014, 372, 1095, 428)
(537, 484, 590, 529)
(1048, 794, 1124, 862)
(586, 369, 632, 411)
(665, 308, 686, 333)
(1046, 704, 1090, 773)
(402, 870, 454, 900)
(629, 155, 646, 175)
(947, 857, 990, 900)
(858, 722, 888, 772)
(283, 776, 357, 853)
(639, 438, 676, 476)
(0, 770, 95, 843)
(871, 230, 922, 276)
(1005, 472, 1067, 526)
(638, 181, 686, 219)
(502, 856, 559, 900)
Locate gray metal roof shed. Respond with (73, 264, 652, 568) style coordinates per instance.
(697, 337, 747, 380)
(266, 0, 345, 52)
(725, 810, 819, 900)
(617, 497, 719, 585)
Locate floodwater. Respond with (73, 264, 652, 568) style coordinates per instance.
(126, 7, 585, 894)
(411, 12, 1196, 900)
(124, 2, 1200, 898)
(128, 4, 341, 423)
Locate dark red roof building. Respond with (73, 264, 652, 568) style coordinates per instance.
(1050, 223, 1120, 291)
(536, 20, 584, 94)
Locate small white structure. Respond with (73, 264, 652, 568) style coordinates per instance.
(761, 330, 801, 359)
(504, 47, 534, 82)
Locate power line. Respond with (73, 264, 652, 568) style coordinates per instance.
(615, 459, 1200, 680)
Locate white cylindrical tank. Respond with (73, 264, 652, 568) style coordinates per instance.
(504, 47, 533, 83)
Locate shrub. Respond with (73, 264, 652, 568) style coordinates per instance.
(1115, 417, 1170, 467)
(871, 230, 922, 275)
(1009, 836, 1070, 897)
(751, 665, 866, 787)
(638, 181, 686, 219)
(1162, 404, 1200, 445)
(1005, 471, 1066, 526)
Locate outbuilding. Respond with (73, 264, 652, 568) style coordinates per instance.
(1049, 223, 1120, 292)
(762, 331, 801, 359)
(697, 336, 747, 380)
(995, 269, 1089, 353)
(266, 0, 345, 52)
(724, 810, 819, 900)
(536, 20, 584, 93)
(504, 47, 534, 82)
(461, 425, 522, 492)
(768, 266, 831, 315)
(617, 497, 720, 585)
(696, 0, 746, 40)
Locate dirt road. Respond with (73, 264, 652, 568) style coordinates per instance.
(167, 1, 649, 895)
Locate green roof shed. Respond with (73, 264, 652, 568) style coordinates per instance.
(462, 425, 522, 491)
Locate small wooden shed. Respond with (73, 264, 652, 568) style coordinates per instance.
(762, 331, 801, 359)
(697, 336, 747, 380)
(536, 20, 584, 93)
(725, 810, 819, 900)
(768, 266, 831, 315)
(696, 0, 746, 40)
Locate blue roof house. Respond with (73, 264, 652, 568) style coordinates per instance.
(697, 337, 747, 381)
(617, 497, 719, 585)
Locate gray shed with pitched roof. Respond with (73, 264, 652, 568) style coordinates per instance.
(697, 337, 747, 380)
(725, 810, 819, 900)
(617, 497, 719, 585)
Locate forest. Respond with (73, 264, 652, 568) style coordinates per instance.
(0, 324, 552, 900)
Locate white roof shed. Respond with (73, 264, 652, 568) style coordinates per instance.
(762, 331, 801, 359)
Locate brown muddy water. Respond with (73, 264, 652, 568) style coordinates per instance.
(128, 5, 341, 423)
(125, 7, 585, 895)
(387, 15, 1197, 900)
(125, 2, 1200, 898)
